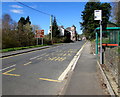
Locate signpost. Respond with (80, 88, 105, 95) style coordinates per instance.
(35, 30, 44, 45)
(94, 10, 103, 64)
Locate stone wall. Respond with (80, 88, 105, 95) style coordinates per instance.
(104, 47, 119, 84)
(91, 41, 120, 95)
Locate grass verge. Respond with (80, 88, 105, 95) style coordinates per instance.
(1, 44, 48, 53)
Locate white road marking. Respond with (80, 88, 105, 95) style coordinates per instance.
(71, 44, 85, 71)
(30, 53, 47, 60)
(37, 57, 42, 60)
(30, 56, 40, 60)
(23, 61, 32, 66)
(0, 64, 16, 72)
(58, 42, 87, 81)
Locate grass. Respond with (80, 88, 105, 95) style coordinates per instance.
(1, 44, 48, 53)
(118, 47, 120, 54)
(98, 38, 110, 44)
(102, 38, 110, 44)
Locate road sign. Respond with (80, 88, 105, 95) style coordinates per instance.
(35, 30, 44, 38)
(94, 10, 102, 21)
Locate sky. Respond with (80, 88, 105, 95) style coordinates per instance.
(2, 2, 88, 34)
(2, 1, 114, 35)
(2, 0, 116, 2)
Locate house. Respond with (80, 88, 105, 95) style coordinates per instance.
(48, 25, 65, 36)
(107, 21, 118, 27)
(48, 25, 77, 42)
(58, 26, 65, 36)
(66, 25, 77, 41)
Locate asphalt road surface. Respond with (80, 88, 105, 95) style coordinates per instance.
(2, 41, 85, 95)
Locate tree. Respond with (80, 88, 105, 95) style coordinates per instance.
(64, 30, 71, 43)
(32, 25, 41, 33)
(17, 16, 35, 46)
(17, 17, 26, 46)
(112, 1, 120, 26)
(26, 16, 31, 24)
(80, 2, 111, 39)
(25, 16, 35, 46)
(2, 14, 36, 49)
(52, 17, 60, 38)
(2, 14, 20, 48)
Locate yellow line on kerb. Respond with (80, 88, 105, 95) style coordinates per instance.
(39, 78, 61, 82)
(2, 49, 46, 59)
(2, 68, 20, 77)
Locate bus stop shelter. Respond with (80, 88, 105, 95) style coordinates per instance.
(95, 27, 120, 54)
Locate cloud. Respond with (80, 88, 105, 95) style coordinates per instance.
(10, 9, 23, 14)
(10, 5, 23, 8)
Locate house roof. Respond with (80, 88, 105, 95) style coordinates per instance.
(66, 27, 71, 31)
(107, 21, 118, 27)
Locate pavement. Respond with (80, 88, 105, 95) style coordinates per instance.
(62, 42, 109, 96)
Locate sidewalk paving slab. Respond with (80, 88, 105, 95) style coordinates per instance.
(64, 42, 109, 96)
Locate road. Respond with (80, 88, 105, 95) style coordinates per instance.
(2, 41, 85, 95)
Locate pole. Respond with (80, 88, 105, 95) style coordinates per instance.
(42, 38, 43, 45)
(37, 38, 38, 45)
(100, 20, 103, 64)
(96, 32, 98, 54)
(50, 15, 53, 44)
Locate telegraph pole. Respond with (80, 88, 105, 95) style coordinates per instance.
(50, 15, 53, 44)
(41, 38, 43, 45)
(37, 38, 38, 45)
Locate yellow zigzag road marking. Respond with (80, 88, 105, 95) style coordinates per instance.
(48, 57, 57, 61)
(63, 54, 67, 56)
(2, 68, 20, 77)
(60, 57, 66, 61)
(67, 54, 71, 56)
(48, 57, 66, 61)
(39, 78, 61, 82)
(54, 57, 61, 61)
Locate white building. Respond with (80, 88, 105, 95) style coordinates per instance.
(48, 25, 77, 42)
(58, 26, 65, 36)
(48, 25, 65, 36)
